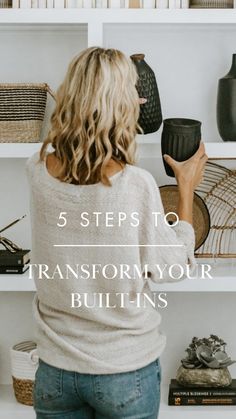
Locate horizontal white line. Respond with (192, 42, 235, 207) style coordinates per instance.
(53, 244, 184, 247)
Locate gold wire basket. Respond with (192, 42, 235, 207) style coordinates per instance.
(195, 161, 236, 258)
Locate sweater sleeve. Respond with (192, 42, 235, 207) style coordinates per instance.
(139, 173, 196, 283)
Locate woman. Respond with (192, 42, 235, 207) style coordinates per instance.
(26, 47, 207, 419)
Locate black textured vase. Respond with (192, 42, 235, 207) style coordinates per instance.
(217, 54, 236, 142)
(161, 118, 201, 177)
(130, 53, 162, 134)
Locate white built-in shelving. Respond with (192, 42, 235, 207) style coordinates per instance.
(1, 9, 236, 47)
(0, 9, 236, 25)
(0, 8, 236, 419)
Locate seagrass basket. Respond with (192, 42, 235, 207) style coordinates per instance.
(0, 83, 55, 143)
(10, 340, 38, 406)
(190, 0, 233, 7)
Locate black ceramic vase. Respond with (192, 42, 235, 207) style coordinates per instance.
(161, 118, 201, 177)
(130, 53, 162, 134)
(217, 54, 236, 142)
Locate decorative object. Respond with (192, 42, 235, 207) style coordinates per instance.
(159, 185, 210, 250)
(195, 161, 236, 258)
(217, 54, 236, 141)
(190, 0, 233, 7)
(11, 341, 38, 406)
(177, 366, 232, 387)
(0, 83, 55, 143)
(0, 215, 30, 272)
(176, 335, 235, 388)
(130, 53, 162, 134)
(0, 0, 11, 7)
(128, 0, 141, 6)
(0, 215, 26, 253)
(161, 118, 201, 177)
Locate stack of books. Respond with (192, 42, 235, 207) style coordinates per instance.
(169, 379, 236, 406)
(0, 249, 30, 274)
(9, 0, 190, 8)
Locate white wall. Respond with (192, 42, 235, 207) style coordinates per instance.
(0, 293, 34, 385)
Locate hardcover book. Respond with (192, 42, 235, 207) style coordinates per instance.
(0, 250, 31, 266)
(169, 379, 236, 397)
(0, 264, 30, 274)
(169, 396, 236, 406)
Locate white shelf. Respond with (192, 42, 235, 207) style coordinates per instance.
(0, 143, 41, 158)
(0, 385, 34, 419)
(0, 260, 235, 292)
(0, 273, 35, 292)
(0, 9, 236, 25)
(0, 141, 236, 159)
(0, 383, 236, 419)
(152, 259, 236, 292)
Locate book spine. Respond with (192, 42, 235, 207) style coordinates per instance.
(47, 0, 54, 7)
(0, 255, 30, 266)
(31, 0, 38, 6)
(168, 0, 180, 7)
(142, 0, 156, 7)
(156, 0, 168, 7)
(12, 0, 20, 7)
(95, 0, 108, 6)
(181, 0, 189, 6)
(66, 0, 83, 6)
(0, 266, 27, 274)
(0, 259, 24, 266)
(20, 0, 31, 7)
(38, 0, 47, 6)
(83, 0, 95, 6)
(0, 0, 11, 6)
(108, 0, 122, 6)
(170, 390, 236, 397)
(128, 0, 141, 6)
(169, 396, 236, 406)
(54, 0, 65, 7)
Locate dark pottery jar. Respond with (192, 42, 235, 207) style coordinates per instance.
(217, 54, 236, 142)
(161, 118, 201, 177)
(130, 53, 162, 134)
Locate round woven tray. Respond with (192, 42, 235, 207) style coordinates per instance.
(12, 376, 34, 406)
(159, 185, 211, 250)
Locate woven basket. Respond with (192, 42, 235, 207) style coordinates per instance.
(10, 340, 39, 406)
(0, 83, 55, 143)
(190, 0, 233, 7)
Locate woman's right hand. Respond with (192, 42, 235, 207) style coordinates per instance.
(164, 142, 208, 192)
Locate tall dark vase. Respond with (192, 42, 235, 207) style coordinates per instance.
(217, 54, 236, 142)
(130, 53, 162, 134)
(161, 118, 201, 178)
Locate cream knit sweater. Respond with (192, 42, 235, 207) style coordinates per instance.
(26, 152, 195, 374)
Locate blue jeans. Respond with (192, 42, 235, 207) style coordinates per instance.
(33, 358, 161, 419)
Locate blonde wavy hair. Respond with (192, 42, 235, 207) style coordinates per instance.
(40, 47, 141, 186)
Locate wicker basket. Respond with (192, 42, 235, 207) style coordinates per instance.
(190, 0, 233, 7)
(0, 83, 55, 143)
(10, 340, 39, 406)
